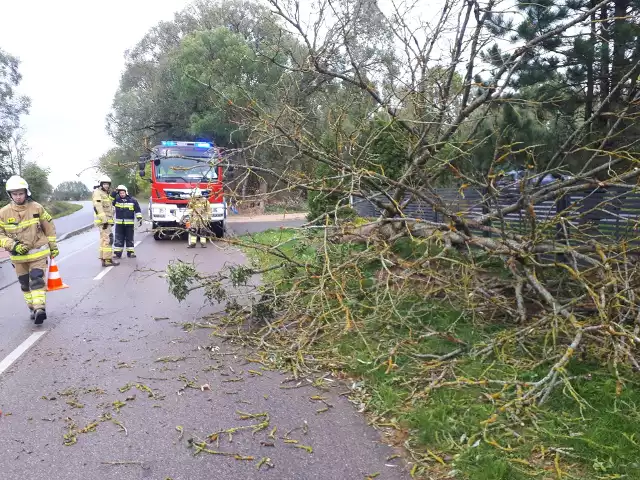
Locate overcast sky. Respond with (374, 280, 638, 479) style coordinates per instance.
(0, 0, 191, 189)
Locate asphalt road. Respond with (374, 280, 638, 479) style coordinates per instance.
(53, 200, 94, 236)
(0, 218, 406, 480)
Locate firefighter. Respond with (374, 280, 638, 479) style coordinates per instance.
(92, 174, 120, 267)
(0, 175, 59, 324)
(112, 184, 143, 258)
(186, 188, 211, 248)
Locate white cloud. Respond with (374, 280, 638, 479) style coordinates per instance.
(0, 0, 191, 189)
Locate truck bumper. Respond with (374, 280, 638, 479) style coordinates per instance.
(150, 202, 225, 239)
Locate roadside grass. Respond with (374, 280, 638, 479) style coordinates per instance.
(0, 199, 82, 218)
(44, 201, 83, 219)
(239, 228, 640, 479)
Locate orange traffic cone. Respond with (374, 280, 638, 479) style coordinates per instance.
(47, 257, 69, 291)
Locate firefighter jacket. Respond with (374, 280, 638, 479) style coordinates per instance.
(93, 188, 115, 225)
(187, 197, 211, 228)
(112, 194, 142, 225)
(0, 200, 58, 263)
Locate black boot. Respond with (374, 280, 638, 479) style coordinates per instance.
(102, 258, 120, 267)
(114, 252, 122, 259)
(34, 308, 46, 325)
(127, 252, 136, 258)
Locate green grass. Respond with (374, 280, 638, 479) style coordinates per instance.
(239, 226, 640, 479)
(44, 201, 83, 219)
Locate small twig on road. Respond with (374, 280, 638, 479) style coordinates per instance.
(100, 461, 143, 466)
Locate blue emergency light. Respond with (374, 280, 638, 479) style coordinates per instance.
(160, 140, 212, 148)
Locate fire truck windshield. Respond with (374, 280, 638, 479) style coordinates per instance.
(154, 157, 218, 182)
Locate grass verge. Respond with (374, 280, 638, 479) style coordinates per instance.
(237, 227, 640, 480)
(44, 201, 83, 219)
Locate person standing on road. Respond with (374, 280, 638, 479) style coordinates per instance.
(0, 175, 59, 325)
(186, 188, 210, 248)
(112, 184, 143, 259)
(92, 175, 120, 267)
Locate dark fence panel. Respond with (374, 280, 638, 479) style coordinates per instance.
(351, 186, 640, 244)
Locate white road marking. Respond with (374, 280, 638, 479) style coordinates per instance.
(0, 331, 48, 376)
(134, 240, 141, 248)
(93, 267, 113, 281)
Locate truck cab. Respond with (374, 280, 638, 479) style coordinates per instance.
(138, 140, 226, 240)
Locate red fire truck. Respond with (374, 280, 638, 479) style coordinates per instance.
(138, 140, 228, 240)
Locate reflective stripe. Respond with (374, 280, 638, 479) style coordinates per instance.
(42, 210, 53, 222)
(0, 218, 39, 231)
(23, 292, 32, 305)
(31, 289, 46, 306)
(47, 236, 57, 242)
(126, 247, 135, 252)
(113, 247, 124, 252)
(94, 219, 114, 224)
(10, 245, 51, 262)
(115, 219, 135, 225)
(135, 213, 142, 218)
(115, 202, 135, 209)
(100, 247, 113, 252)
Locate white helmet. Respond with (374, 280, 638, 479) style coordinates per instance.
(98, 174, 112, 185)
(193, 188, 203, 197)
(6, 175, 31, 197)
(116, 184, 128, 194)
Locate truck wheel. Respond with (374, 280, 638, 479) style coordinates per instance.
(152, 222, 162, 241)
(213, 221, 224, 238)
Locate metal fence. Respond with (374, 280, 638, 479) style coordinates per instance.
(351, 186, 640, 244)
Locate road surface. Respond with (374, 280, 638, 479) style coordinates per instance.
(52, 200, 95, 237)
(0, 217, 407, 480)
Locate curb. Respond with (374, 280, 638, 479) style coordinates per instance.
(57, 223, 95, 242)
(0, 223, 95, 265)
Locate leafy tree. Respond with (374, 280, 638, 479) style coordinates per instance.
(106, 0, 287, 151)
(0, 48, 30, 184)
(98, 147, 149, 197)
(22, 162, 52, 201)
(53, 181, 91, 201)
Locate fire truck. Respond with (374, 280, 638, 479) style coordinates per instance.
(137, 140, 228, 240)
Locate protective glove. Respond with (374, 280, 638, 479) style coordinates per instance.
(12, 243, 29, 255)
(137, 218, 143, 227)
(49, 243, 59, 258)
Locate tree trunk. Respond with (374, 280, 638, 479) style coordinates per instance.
(585, 0, 596, 124)
(598, 3, 610, 130)
(611, 0, 630, 108)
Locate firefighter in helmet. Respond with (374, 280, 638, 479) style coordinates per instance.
(186, 188, 210, 248)
(112, 184, 143, 258)
(92, 174, 120, 267)
(0, 175, 59, 324)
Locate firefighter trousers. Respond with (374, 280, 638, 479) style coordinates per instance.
(98, 224, 114, 260)
(188, 227, 208, 246)
(14, 257, 48, 311)
(114, 224, 135, 256)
